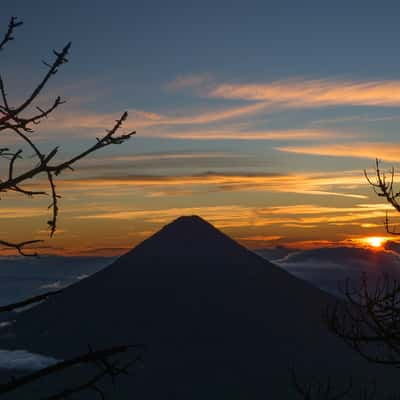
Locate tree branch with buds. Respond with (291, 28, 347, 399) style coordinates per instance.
(0, 16, 135, 255)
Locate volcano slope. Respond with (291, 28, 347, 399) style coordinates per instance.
(4, 216, 399, 399)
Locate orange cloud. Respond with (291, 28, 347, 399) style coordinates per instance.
(73, 202, 388, 232)
(0, 207, 46, 218)
(239, 235, 283, 241)
(257, 203, 392, 215)
(39, 102, 270, 136)
(55, 171, 368, 199)
(75, 205, 262, 227)
(35, 112, 353, 141)
(209, 79, 400, 108)
(277, 142, 400, 161)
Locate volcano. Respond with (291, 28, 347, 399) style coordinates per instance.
(7, 216, 399, 398)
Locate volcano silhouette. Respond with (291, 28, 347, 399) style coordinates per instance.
(9, 216, 399, 398)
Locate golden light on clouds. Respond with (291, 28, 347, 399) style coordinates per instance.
(365, 236, 387, 248)
(353, 236, 392, 249)
(208, 79, 400, 108)
(6, 71, 400, 256)
(53, 170, 368, 200)
(277, 143, 400, 162)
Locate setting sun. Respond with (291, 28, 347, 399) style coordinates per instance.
(363, 236, 389, 248)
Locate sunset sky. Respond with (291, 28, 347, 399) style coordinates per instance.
(2, 1, 400, 255)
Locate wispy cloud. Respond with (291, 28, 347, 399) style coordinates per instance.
(56, 170, 368, 199)
(74, 202, 389, 233)
(0, 208, 46, 218)
(166, 74, 212, 91)
(75, 205, 260, 227)
(76, 152, 250, 170)
(39, 102, 270, 135)
(239, 235, 283, 241)
(161, 129, 356, 141)
(276, 142, 400, 161)
(104, 152, 238, 161)
(209, 79, 400, 108)
(310, 114, 400, 126)
(257, 203, 392, 216)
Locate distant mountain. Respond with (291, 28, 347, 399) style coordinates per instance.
(254, 245, 297, 261)
(385, 240, 400, 254)
(7, 216, 400, 399)
(263, 245, 400, 297)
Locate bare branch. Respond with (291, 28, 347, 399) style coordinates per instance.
(0, 15, 144, 400)
(0, 17, 135, 244)
(0, 17, 23, 52)
(290, 368, 353, 400)
(0, 290, 63, 313)
(0, 239, 43, 257)
(49, 112, 136, 176)
(0, 345, 144, 397)
(326, 274, 400, 367)
(0, 42, 71, 127)
(365, 159, 400, 235)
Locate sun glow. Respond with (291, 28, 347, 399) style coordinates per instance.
(363, 236, 389, 249)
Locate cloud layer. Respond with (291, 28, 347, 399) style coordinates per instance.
(257, 242, 400, 297)
(209, 79, 400, 108)
(0, 350, 60, 370)
(277, 142, 400, 162)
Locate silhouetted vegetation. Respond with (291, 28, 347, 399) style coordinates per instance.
(0, 16, 142, 398)
(0, 345, 143, 399)
(0, 16, 135, 255)
(290, 368, 354, 400)
(327, 161, 400, 367)
(365, 159, 400, 235)
(327, 274, 400, 367)
(292, 162, 400, 398)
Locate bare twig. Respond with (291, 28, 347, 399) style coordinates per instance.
(364, 159, 400, 235)
(0, 15, 143, 400)
(290, 368, 353, 400)
(0, 345, 144, 397)
(326, 274, 400, 367)
(0, 289, 63, 313)
(0, 17, 23, 52)
(0, 17, 135, 249)
(0, 239, 43, 256)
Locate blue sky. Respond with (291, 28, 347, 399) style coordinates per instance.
(2, 1, 400, 254)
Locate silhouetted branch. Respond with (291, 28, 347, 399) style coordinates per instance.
(0, 291, 144, 398)
(326, 274, 400, 367)
(0, 42, 71, 127)
(0, 345, 144, 397)
(0, 14, 143, 400)
(0, 289, 63, 313)
(290, 368, 352, 400)
(290, 367, 400, 399)
(0, 17, 23, 52)
(0, 17, 135, 249)
(314, 158, 400, 399)
(42, 354, 141, 400)
(364, 159, 400, 235)
(0, 239, 43, 256)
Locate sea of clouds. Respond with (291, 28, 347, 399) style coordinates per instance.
(256, 241, 400, 296)
(0, 255, 115, 370)
(1, 247, 400, 369)
(0, 350, 60, 370)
